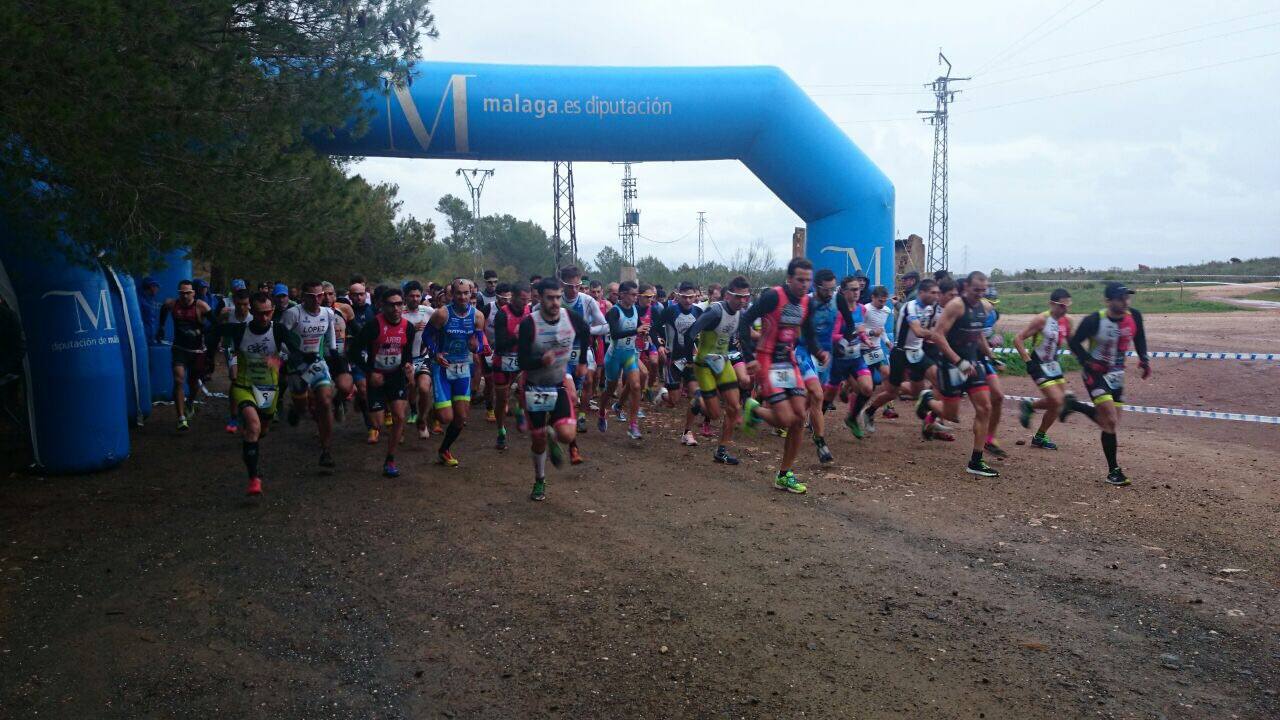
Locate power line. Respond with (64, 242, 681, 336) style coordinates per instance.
(958, 49, 1280, 115)
(978, 8, 1280, 77)
(810, 88, 934, 98)
(972, 0, 1082, 76)
(978, 0, 1110, 76)
(965, 20, 1280, 92)
(636, 228, 694, 245)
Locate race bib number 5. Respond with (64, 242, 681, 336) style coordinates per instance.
(250, 384, 277, 411)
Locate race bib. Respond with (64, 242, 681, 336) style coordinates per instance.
(374, 353, 400, 371)
(906, 347, 925, 364)
(500, 353, 519, 372)
(703, 354, 726, 374)
(863, 347, 886, 365)
(769, 366, 797, 390)
(445, 362, 470, 380)
(1104, 370, 1125, 389)
(1040, 360, 1062, 378)
(673, 358, 688, 372)
(836, 338, 859, 359)
(946, 365, 967, 387)
(568, 347, 581, 364)
(728, 350, 743, 364)
(301, 360, 328, 385)
(616, 336, 636, 351)
(250, 384, 277, 411)
(525, 385, 559, 412)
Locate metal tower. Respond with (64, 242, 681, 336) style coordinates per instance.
(917, 52, 968, 275)
(552, 162, 578, 270)
(619, 163, 639, 266)
(696, 211, 707, 266)
(456, 167, 494, 248)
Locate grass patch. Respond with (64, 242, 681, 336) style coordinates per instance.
(994, 286, 1239, 315)
(1242, 288, 1280, 303)
(993, 332, 1080, 378)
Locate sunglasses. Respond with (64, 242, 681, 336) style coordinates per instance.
(305, 292, 324, 299)
(384, 300, 405, 307)
(1052, 300, 1073, 307)
(726, 290, 751, 298)
(179, 290, 195, 296)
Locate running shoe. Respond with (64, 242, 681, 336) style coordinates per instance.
(597, 413, 608, 433)
(530, 479, 546, 501)
(984, 441, 1009, 459)
(418, 425, 430, 440)
(637, 408, 647, 419)
(915, 389, 934, 419)
(645, 388, 656, 403)
(774, 471, 807, 494)
(860, 408, 876, 433)
(438, 450, 459, 468)
(1019, 399, 1035, 429)
(408, 410, 419, 425)
(628, 423, 643, 440)
(815, 438, 834, 464)
(431, 420, 443, 434)
(287, 402, 301, 427)
(224, 418, 238, 434)
(569, 444, 583, 465)
(966, 459, 999, 478)
(1106, 468, 1130, 487)
(383, 412, 393, 428)
(932, 430, 956, 442)
(740, 397, 761, 432)
(319, 450, 335, 468)
(1031, 434, 1058, 450)
(822, 400, 835, 414)
(383, 460, 400, 478)
(486, 409, 496, 423)
(366, 428, 380, 444)
(577, 413, 587, 433)
(496, 428, 508, 451)
(775, 428, 788, 439)
(883, 404, 899, 419)
(246, 476, 262, 496)
(713, 447, 740, 465)
(843, 414, 865, 440)
(548, 439, 565, 468)
(515, 411, 528, 433)
(589, 399, 600, 411)
(334, 399, 346, 422)
(701, 420, 715, 438)
(177, 417, 190, 432)
(681, 431, 699, 446)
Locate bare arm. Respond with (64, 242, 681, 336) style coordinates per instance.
(1013, 314, 1047, 362)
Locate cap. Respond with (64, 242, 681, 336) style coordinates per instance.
(140, 275, 159, 288)
(194, 278, 209, 289)
(231, 278, 247, 291)
(273, 283, 289, 296)
(902, 270, 920, 281)
(853, 270, 868, 280)
(1103, 282, 1135, 300)
(984, 285, 1000, 301)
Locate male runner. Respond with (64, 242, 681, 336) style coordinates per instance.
(347, 287, 416, 478)
(795, 269, 837, 463)
(157, 279, 212, 431)
(864, 279, 937, 424)
(428, 278, 485, 467)
(492, 282, 531, 450)
(218, 286, 252, 433)
(598, 281, 647, 440)
(321, 282, 356, 423)
(280, 280, 339, 468)
(518, 278, 591, 501)
(636, 283, 661, 400)
(559, 265, 608, 463)
(658, 281, 704, 446)
(915, 271, 1000, 477)
(978, 287, 1011, 459)
(830, 277, 874, 440)
(344, 281, 378, 440)
(1013, 288, 1074, 449)
(919, 277, 959, 442)
(739, 258, 827, 494)
(860, 285, 895, 411)
(1064, 282, 1151, 486)
(219, 291, 302, 495)
(688, 275, 751, 465)
(400, 281, 435, 436)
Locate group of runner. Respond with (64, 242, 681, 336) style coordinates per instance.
(157, 260, 1150, 500)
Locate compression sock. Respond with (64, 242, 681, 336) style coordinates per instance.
(851, 392, 870, 417)
(439, 423, 462, 453)
(1069, 397, 1097, 421)
(970, 450, 983, 466)
(532, 449, 547, 478)
(1101, 432, 1118, 471)
(242, 441, 260, 478)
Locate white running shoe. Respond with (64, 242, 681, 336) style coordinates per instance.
(681, 431, 698, 446)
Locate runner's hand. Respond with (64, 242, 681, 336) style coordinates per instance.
(541, 350, 555, 367)
(1140, 359, 1151, 379)
(436, 352, 449, 367)
(816, 350, 829, 366)
(957, 359, 975, 377)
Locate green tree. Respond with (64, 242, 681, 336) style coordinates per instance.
(0, 0, 439, 274)
(435, 194, 473, 252)
(593, 247, 627, 284)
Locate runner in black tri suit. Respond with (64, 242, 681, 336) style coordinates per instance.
(158, 279, 213, 432)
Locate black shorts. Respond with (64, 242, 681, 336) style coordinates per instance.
(327, 354, 351, 377)
(1026, 357, 1066, 388)
(888, 347, 931, 385)
(367, 371, 409, 411)
(665, 360, 696, 389)
(171, 346, 206, 377)
(1082, 367, 1125, 404)
(527, 386, 574, 429)
(937, 359, 989, 399)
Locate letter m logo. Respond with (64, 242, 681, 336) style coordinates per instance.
(43, 289, 114, 334)
(386, 74, 472, 154)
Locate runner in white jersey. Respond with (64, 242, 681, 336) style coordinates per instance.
(558, 265, 608, 465)
(864, 279, 937, 423)
(321, 281, 356, 425)
(400, 280, 435, 438)
(858, 285, 894, 431)
(478, 271, 501, 422)
(218, 286, 252, 434)
(1014, 287, 1075, 450)
(279, 280, 338, 468)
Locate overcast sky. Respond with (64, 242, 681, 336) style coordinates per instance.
(353, 0, 1280, 273)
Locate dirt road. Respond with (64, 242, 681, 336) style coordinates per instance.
(2, 312, 1277, 719)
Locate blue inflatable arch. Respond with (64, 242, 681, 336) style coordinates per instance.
(316, 62, 895, 290)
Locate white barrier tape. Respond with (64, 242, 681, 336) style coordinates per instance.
(1004, 395, 1280, 425)
(990, 347, 1279, 362)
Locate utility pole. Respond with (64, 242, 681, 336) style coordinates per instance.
(456, 167, 494, 253)
(618, 162, 639, 267)
(696, 211, 707, 267)
(917, 51, 968, 275)
(552, 162, 578, 272)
